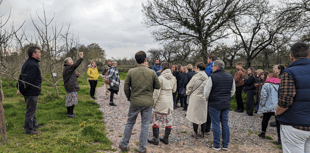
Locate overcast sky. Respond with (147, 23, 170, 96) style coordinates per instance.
(0, 0, 279, 59)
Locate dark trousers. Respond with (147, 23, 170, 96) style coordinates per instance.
(193, 122, 207, 135)
(89, 80, 97, 97)
(24, 96, 38, 133)
(67, 105, 75, 115)
(246, 90, 256, 115)
(173, 92, 177, 107)
(236, 86, 244, 111)
(110, 90, 115, 103)
(262, 112, 281, 140)
(180, 96, 186, 107)
(205, 107, 212, 132)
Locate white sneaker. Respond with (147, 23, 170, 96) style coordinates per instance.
(222, 148, 228, 151)
(212, 147, 221, 151)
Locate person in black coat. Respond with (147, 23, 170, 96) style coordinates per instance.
(179, 66, 188, 109)
(175, 65, 182, 107)
(17, 46, 43, 135)
(63, 52, 84, 118)
(243, 67, 256, 116)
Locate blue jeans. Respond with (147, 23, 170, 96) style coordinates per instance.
(209, 107, 230, 148)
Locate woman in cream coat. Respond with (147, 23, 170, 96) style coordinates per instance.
(186, 62, 208, 138)
(148, 62, 177, 145)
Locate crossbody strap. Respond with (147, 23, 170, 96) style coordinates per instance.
(270, 84, 278, 92)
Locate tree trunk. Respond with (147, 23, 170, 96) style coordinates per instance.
(201, 42, 209, 64)
(0, 89, 7, 144)
(229, 59, 233, 70)
(246, 57, 251, 69)
(51, 73, 59, 96)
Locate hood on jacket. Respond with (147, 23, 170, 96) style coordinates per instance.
(265, 78, 281, 84)
(161, 69, 173, 80)
(159, 69, 176, 90)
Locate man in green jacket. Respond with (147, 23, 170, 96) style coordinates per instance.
(119, 51, 160, 153)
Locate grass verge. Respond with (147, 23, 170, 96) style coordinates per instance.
(0, 73, 111, 152)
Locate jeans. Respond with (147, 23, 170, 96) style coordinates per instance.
(24, 96, 38, 133)
(120, 106, 152, 152)
(89, 80, 97, 97)
(236, 86, 244, 111)
(281, 125, 310, 153)
(246, 90, 255, 115)
(209, 107, 230, 148)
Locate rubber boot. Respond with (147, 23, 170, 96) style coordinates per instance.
(148, 127, 159, 145)
(160, 127, 171, 144)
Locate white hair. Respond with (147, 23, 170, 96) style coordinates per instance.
(213, 60, 225, 69)
(64, 57, 72, 64)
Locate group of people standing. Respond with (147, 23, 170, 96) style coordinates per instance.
(17, 42, 310, 153)
(118, 51, 234, 152)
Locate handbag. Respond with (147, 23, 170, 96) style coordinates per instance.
(105, 79, 109, 85)
(179, 88, 186, 97)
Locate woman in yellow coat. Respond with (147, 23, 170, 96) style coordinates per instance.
(87, 61, 99, 100)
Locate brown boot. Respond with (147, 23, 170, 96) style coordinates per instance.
(119, 144, 129, 152)
(25, 130, 42, 135)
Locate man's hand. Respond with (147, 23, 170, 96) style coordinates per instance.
(157, 70, 161, 73)
(76, 73, 80, 77)
(16, 90, 21, 95)
(79, 52, 84, 58)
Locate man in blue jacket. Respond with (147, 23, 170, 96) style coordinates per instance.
(205, 55, 216, 76)
(18, 46, 42, 135)
(152, 59, 161, 76)
(275, 42, 310, 153)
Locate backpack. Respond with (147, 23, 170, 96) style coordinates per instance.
(17, 74, 28, 95)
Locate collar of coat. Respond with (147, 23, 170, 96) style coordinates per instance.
(29, 57, 40, 63)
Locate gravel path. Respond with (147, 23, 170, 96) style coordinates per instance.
(95, 81, 282, 153)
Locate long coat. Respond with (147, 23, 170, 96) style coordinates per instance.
(153, 69, 177, 114)
(186, 71, 208, 124)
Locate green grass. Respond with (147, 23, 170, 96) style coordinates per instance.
(265, 136, 273, 140)
(229, 92, 248, 111)
(0, 74, 111, 152)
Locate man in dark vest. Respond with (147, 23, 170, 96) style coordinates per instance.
(275, 42, 310, 152)
(18, 46, 43, 135)
(204, 60, 235, 151)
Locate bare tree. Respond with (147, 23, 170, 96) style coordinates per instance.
(142, 0, 254, 63)
(229, 0, 297, 68)
(31, 7, 79, 95)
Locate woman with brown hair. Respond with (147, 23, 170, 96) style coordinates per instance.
(243, 67, 256, 116)
(186, 62, 209, 138)
(148, 62, 177, 145)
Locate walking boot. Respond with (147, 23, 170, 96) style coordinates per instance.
(258, 131, 266, 138)
(109, 101, 117, 106)
(148, 127, 159, 145)
(160, 128, 171, 144)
